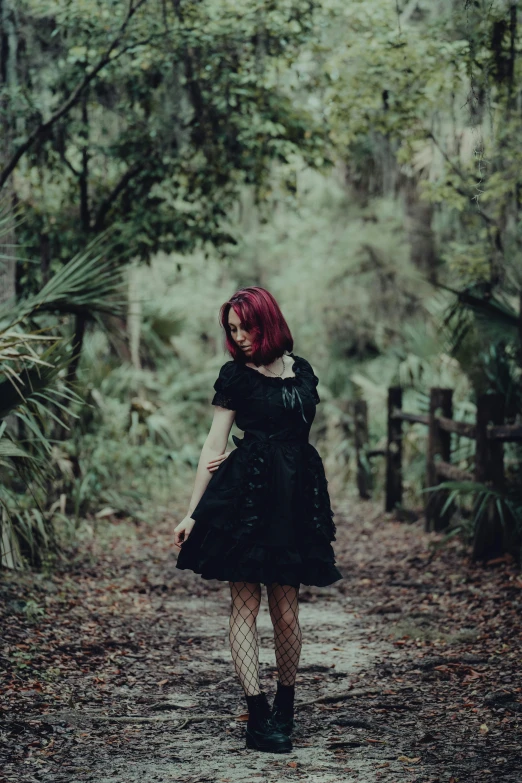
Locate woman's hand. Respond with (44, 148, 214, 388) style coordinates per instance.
(174, 516, 196, 549)
(206, 450, 230, 473)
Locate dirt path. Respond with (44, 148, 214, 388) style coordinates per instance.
(1, 498, 521, 782)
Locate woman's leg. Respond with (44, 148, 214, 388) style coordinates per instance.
(266, 582, 301, 735)
(229, 580, 293, 752)
(228, 581, 262, 696)
(266, 583, 302, 685)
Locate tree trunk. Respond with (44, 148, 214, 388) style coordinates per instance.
(472, 393, 505, 561)
(128, 264, 142, 373)
(402, 177, 438, 284)
(354, 399, 371, 499)
(425, 388, 453, 532)
(67, 90, 91, 388)
(0, 0, 18, 306)
(0, 193, 16, 305)
(385, 387, 403, 512)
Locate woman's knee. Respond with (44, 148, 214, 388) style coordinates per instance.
(232, 603, 261, 624)
(230, 581, 261, 618)
(272, 609, 300, 634)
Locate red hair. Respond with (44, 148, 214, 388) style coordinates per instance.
(219, 287, 293, 366)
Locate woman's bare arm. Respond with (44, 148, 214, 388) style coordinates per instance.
(185, 406, 236, 517)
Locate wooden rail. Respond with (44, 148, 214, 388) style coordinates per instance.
(434, 460, 473, 482)
(391, 410, 429, 426)
(489, 424, 522, 440)
(353, 387, 522, 559)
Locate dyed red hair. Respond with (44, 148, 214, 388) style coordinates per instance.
(219, 287, 293, 366)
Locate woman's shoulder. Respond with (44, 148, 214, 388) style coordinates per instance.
(214, 359, 245, 384)
(292, 354, 321, 402)
(217, 358, 240, 373)
(293, 354, 318, 378)
(211, 359, 249, 410)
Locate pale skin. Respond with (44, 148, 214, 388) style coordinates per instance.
(173, 308, 295, 549)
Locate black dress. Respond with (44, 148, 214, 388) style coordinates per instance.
(175, 352, 343, 588)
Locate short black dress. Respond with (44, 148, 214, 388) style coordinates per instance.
(175, 352, 343, 588)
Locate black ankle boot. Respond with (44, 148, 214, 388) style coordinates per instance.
(271, 681, 295, 735)
(244, 692, 292, 753)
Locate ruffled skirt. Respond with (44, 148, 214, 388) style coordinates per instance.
(175, 434, 343, 587)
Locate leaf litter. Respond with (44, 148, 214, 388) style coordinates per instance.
(1, 498, 521, 782)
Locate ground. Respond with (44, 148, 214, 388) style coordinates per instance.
(1, 497, 521, 783)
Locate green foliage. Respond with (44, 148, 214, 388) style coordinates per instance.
(9, 0, 329, 272)
(3, 0, 522, 568)
(423, 477, 522, 560)
(0, 216, 127, 568)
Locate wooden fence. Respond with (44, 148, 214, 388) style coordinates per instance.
(353, 388, 522, 559)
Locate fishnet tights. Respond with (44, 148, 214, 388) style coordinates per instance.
(267, 583, 302, 686)
(228, 581, 302, 696)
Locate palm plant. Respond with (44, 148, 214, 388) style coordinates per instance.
(427, 275, 522, 559)
(424, 477, 522, 561)
(0, 227, 126, 569)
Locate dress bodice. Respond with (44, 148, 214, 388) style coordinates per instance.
(211, 353, 321, 441)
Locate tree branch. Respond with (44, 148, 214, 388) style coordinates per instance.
(0, 0, 150, 190)
(59, 152, 80, 179)
(427, 131, 498, 229)
(92, 161, 143, 231)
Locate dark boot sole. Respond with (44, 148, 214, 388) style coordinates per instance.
(245, 733, 292, 753)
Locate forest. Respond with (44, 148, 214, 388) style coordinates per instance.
(1, 1, 521, 782)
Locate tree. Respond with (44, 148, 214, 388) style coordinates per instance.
(5, 0, 328, 259)
(3, 0, 329, 377)
(0, 0, 19, 306)
(316, 0, 522, 554)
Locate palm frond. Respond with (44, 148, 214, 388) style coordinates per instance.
(0, 329, 60, 394)
(0, 231, 127, 324)
(0, 438, 38, 461)
(0, 342, 78, 420)
(436, 281, 519, 348)
(423, 479, 522, 543)
(0, 432, 46, 490)
(0, 497, 55, 569)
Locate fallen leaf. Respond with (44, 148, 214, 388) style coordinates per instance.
(479, 723, 489, 734)
(287, 761, 298, 768)
(397, 755, 421, 763)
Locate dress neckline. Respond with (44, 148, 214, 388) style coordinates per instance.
(240, 352, 301, 383)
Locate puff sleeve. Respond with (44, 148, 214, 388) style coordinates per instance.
(311, 369, 320, 405)
(211, 361, 243, 410)
(299, 357, 321, 404)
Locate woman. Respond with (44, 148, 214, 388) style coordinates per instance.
(174, 286, 342, 754)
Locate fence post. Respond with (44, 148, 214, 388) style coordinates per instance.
(354, 399, 371, 499)
(472, 393, 505, 560)
(519, 291, 522, 370)
(385, 387, 402, 512)
(425, 388, 453, 532)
